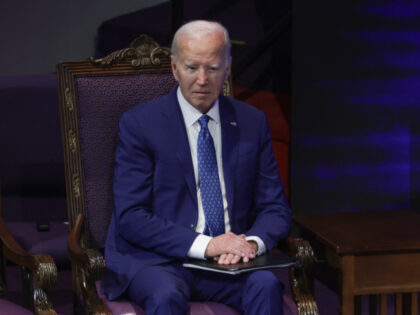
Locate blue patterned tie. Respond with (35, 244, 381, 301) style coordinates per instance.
(197, 115, 225, 236)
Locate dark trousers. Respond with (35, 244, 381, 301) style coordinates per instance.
(126, 262, 284, 315)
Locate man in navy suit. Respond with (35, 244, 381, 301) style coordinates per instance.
(103, 20, 291, 314)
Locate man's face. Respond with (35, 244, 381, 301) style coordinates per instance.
(171, 33, 231, 114)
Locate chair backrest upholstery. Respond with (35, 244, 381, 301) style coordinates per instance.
(57, 35, 232, 249)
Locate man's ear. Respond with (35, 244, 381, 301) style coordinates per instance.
(171, 55, 178, 82)
(224, 56, 232, 82)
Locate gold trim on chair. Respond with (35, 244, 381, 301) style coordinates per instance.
(89, 34, 171, 68)
(65, 87, 74, 111)
(287, 237, 319, 315)
(72, 173, 81, 199)
(68, 129, 77, 153)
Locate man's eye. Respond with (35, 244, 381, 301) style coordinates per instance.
(209, 67, 219, 72)
(186, 66, 197, 71)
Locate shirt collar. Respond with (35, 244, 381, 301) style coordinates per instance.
(177, 87, 220, 128)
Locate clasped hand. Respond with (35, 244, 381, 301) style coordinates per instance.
(205, 232, 257, 265)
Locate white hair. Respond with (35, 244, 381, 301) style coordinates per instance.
(171, 20, 231, 64)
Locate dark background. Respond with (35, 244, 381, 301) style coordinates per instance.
(292, 1, 420, 213)
(1, 0, 419, 215)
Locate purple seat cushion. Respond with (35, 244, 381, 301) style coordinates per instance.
(96, 279, 298, 315)
(0, 298, 33, 315)
(6, 221, 69, 266)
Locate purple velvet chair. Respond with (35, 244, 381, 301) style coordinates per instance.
(57, 35, 318, 315)
(0, 181, 58, 314)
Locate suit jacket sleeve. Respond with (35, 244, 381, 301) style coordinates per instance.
(112, 110, 198, 259)
(244, 114, 292, 251)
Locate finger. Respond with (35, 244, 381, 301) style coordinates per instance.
(225, 246, 246, 257)
(231, 254, 241, 264)
(227, 243, 250, 257)
(218, 254, 227, 265)
(223, 253, 235, 265)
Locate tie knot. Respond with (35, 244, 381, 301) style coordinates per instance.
(198, 115, 210, 128)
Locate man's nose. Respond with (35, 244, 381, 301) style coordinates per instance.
(196, 68, 208, 85)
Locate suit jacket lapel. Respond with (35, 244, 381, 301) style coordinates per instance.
(219, 96, 239, 220)
(160, 89, 198, 207)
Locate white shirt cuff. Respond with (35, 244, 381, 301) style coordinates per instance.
(187, 234, 212, 260)
(246, 236, 266, 256)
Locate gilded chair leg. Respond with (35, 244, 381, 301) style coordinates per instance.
(287, 237, 319, 315)
(79, 266, 111, 315)
(33, 283, 57, 315)
(290, 266, 319, 315)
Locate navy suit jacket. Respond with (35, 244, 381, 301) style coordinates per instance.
(103, 88, 291, 300)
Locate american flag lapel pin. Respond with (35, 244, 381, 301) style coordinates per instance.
(230, 122, 237, 126)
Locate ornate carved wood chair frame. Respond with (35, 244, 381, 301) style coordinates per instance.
(57, 35, 318, 315)
(0, 181, 58, 315)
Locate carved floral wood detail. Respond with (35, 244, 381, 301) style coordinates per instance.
(65, 87, 74, 111)
(90, 34, 171, 67)
(72, 173, 80, 199)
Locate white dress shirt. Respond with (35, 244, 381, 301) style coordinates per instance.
(177, 88, 266, 259)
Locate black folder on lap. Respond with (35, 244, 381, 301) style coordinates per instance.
(182, 252, 298, 275)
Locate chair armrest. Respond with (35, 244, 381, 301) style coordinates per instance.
(68, 213, 110, 315)
(286, 236, 319, 315)
(0, 215, 57, 314)
(68, 214, 106, 278)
